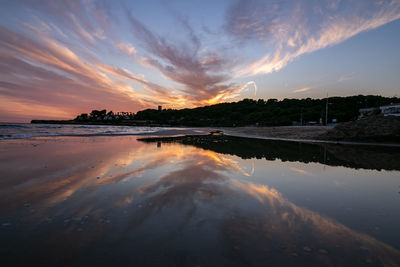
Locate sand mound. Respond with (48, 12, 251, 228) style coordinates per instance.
(319, 115, 400, 142)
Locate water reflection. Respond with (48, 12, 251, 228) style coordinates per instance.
(0, 136, 399, 266)
(139, 135, 400, 171)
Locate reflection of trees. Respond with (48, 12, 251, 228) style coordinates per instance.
(139, 135, 400, 171)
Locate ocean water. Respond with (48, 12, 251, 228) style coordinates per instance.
(0, 131, 399, 266)
(0, 123, 191, 140)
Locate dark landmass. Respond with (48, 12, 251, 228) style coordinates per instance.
(138, 134, 400, 171)
(318, 115, 400, 142)
(32, 95, 399, 127)
(133, 95, 399, 126)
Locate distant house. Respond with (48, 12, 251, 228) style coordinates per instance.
(380, 104, 400, 117)
(359, 107, 380, 119)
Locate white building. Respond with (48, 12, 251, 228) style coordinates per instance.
(380, 104, 400, 117)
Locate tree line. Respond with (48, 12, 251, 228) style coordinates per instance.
(132, 95, 399, 126)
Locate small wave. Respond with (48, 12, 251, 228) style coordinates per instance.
(35, 126, 63, 129)
(0, 131, 158, 140)
(0, 124, 29, 128)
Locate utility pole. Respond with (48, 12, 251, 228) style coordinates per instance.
(325, 92, 328, 126)
(300, 107, 303, 126)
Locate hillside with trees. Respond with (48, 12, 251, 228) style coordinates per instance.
(133, 95, 399, 127)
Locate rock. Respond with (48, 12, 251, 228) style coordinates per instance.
(303, 246, 312, 252)
(319, 115, 400, 142)
(318, 249, 328, 254)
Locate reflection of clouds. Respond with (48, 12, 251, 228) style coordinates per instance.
(1, 137, 399, 265)
(290, 167, 313, 176)
(225, 181, 400, 266)
(0, 137, 145, 215)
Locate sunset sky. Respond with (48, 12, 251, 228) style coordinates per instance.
(1, 0, 400, 122)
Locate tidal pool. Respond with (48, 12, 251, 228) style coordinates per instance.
(0, 136, 399, 266)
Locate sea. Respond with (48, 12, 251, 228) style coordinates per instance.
(0, 123, 189, 140)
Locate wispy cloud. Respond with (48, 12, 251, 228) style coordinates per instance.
(115, 42, 137, 57)
(292, 87, 312, 93)
(338, 72, 356, 82)
(228, 0, 400, 77)
(125, 11, 243, 105)
(0, 24, 145, 121)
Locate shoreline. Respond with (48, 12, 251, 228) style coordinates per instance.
(222, 132, 400, 147)
(217, 127, 400, 147)
(3, 123, 400, 147)
(139, 126, 400, 148)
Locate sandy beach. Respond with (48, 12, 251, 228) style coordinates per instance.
(217, 126, 332, 140)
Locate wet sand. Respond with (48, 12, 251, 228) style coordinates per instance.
(146, 126, 332, 141)
(218, 126, 332, 140)
(205, 126, 400, 147)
